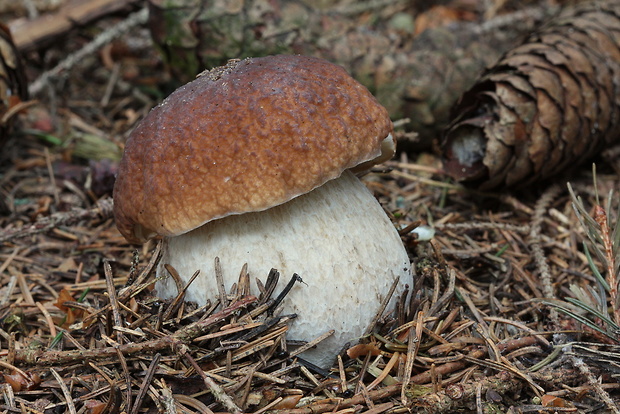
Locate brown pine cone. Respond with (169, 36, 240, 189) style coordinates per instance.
(442, 0, 620, 190)
(0, 23, 28, 150)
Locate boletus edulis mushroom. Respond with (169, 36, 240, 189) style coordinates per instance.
(113, 55, 411, 368)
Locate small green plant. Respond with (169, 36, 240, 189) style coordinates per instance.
(550, 168, 620, 342)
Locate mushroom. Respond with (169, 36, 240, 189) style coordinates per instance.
(113, 55, 411, 368)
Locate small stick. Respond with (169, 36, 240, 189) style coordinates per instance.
(104, 260, 124, 343)
(475, 381, 483, 414)
(428, 268, 456, 316)
(529, 185, 563, 327)
(112, 346, 132, 410)
(337, 355, 347, 393)
(0, 246, 19, 276)
(13, 296, 256, 365)
(288, 330, 334, 358)
(593, 204, 620, 326)
(50, 368, 77, 414)
(179, 344, 243, 414)
(0, 360, 29, 379)
(0, 198, 114, 243)
(268, 273, 303, 315)
(16, 272, 34, 306)
(118, 240, 163, 301)
(44, 147, 60, 205)
(215, 257, 228, 308)
(364, 277, 400, 336)
(258, 268, 280, 305)
(162, 269, 200, 321)
(400, 313, 420, 406)
(355, 352, 372, 395)
(366, 352, 399, 391)
(87, 362, 122, 413)
(35, 302, 56, 341)
(130, 353, 161, 414)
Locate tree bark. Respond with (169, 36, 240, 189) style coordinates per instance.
(147, 0, 554, 148)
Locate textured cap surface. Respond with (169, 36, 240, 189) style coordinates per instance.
(113, 55, 393, 243)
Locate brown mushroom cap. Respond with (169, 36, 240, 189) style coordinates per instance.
(113, 55, 393, 244)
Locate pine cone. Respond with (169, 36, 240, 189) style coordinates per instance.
(0, 23, 28, 150)
(442, 0, 620, 190)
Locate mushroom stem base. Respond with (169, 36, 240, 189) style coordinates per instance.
(156, 171, 411, 368)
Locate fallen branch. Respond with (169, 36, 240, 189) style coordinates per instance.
(10, 296, 256, 366)
(9, 0, 141, 52)
(0, 197, 114, 243)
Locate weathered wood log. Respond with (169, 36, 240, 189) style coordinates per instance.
(147, 0, 553, 148)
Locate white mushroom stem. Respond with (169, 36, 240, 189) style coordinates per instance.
(156, 170, 411, 368)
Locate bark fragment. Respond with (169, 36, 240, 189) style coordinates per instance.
(443, 0, 620, 190)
